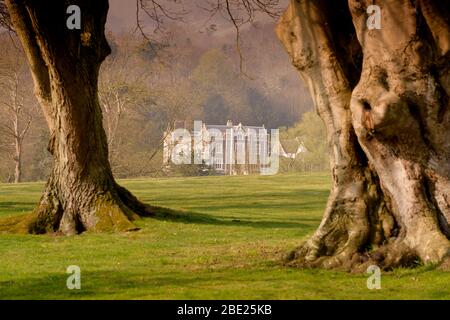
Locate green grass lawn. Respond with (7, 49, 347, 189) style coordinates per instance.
(0, 173, 449, 299)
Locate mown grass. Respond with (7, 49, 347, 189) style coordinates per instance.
(0, 173, 449, 300)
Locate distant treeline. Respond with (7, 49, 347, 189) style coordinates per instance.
(0, 22, 319, 182)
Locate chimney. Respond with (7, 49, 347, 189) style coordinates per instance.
(226, 120, 233, 127)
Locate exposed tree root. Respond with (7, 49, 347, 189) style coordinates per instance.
(276, 0, 450, 272)
(438, 257, 450, 271)
(284, 196, 450, 272)
(0, 183, 156, 235)
(285, 240, 419, 272)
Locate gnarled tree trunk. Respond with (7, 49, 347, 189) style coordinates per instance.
(277, 0, 450, 270)
(4, 0, 152, 235)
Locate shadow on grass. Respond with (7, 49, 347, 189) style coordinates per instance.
(147, 205, 318, 230)
(0, 270, 234, 300)
(0, 202, 35, 210)
(141, 190, 330, 203)
(0, 186, 327, 232)
(202, 201, 326, 212)
(0, 203, 318, 234)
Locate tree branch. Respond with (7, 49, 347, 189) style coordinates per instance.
(4, 0, 51, 104)
(136, 0, 282, 75)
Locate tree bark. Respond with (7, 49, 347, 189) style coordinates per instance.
(4, 0, 153, 235)
(13, 77, 23, 184)
(13, 134, 21, 184)
(277, 0, 450, 270)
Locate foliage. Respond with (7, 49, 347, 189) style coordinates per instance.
(279, 111, 329, 173)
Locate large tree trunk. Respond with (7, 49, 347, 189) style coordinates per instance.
(277, 0, 450, 270)
(4, 0, 152, 235)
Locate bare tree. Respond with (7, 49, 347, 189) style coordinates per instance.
(0, 41, 35, 183)
(0, 0, 282, 235)
(99, 32, 150, 168)
(137, 0, 282, 73)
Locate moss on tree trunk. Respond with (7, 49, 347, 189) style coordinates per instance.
(2, 0, 153, 235)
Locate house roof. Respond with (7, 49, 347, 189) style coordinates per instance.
(170, 121, 268, 134)
(279, 139, 302, 154)
(205, 123, 266, 133)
